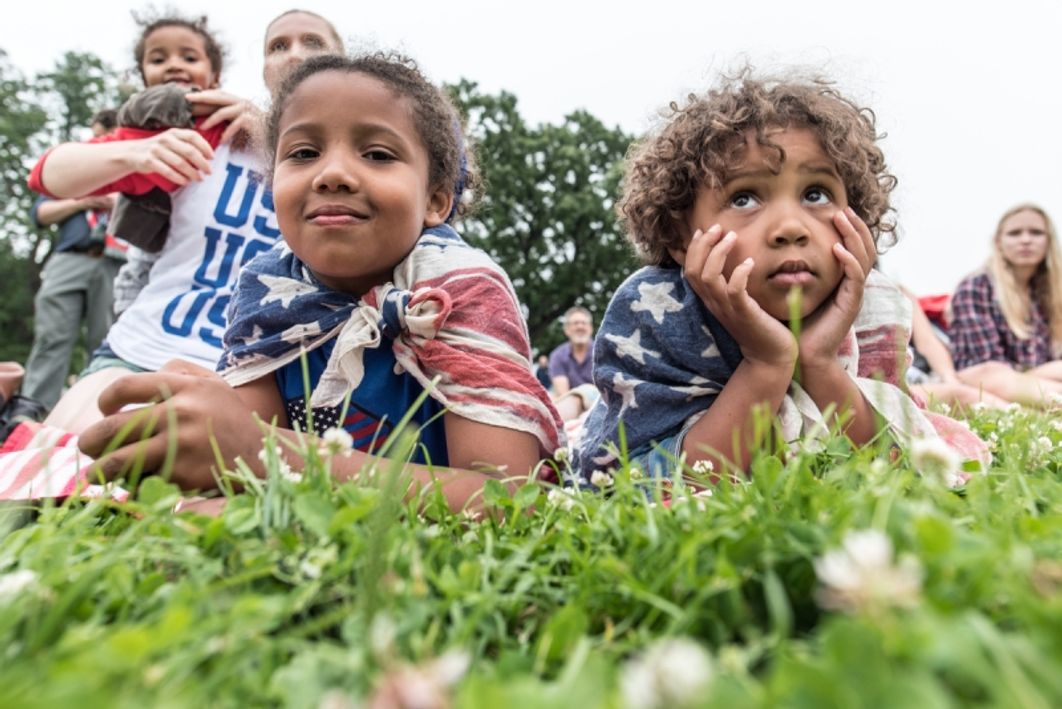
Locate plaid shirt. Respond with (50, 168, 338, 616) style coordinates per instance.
(949, 273, 1053, 371)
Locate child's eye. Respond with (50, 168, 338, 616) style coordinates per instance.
(286, 147, 319, 161)
(728, 192, 759, 209)
(365, 149, 396, 162)
(804, 187, 832, 205)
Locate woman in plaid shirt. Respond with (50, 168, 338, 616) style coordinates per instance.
(949, 204, 1062, 406)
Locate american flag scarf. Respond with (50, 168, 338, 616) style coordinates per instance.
(219, 224, 564, 456)
(574, 267, 989, 481)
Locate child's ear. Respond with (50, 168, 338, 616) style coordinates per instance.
(423, 186, 454, 228)
(209, 72, 221, 89)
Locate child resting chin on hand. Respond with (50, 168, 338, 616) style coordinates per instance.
(574, 73, 989, 485)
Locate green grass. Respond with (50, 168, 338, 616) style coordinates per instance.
(1, 403, 1060, 708)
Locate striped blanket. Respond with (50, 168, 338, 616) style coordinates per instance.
(574, 267, 990, 480)
(220, 224, 564, 456)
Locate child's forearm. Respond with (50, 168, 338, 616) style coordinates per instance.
(272, 432, 518, 515)
(799, 359, 877, 444)
(37, 141, 140, 198)
(681, 359, 792, 474)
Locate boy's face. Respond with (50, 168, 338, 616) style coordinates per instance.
(677, 127, 849, 321)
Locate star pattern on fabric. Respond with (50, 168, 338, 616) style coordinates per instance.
(258, 274, 319, 309)
(281, 321, 323, 344)
(630, 281, 684, 324)
(604, 329, 661, 365)
(242, 324, 264, 346)
(669, 374, 721, 400)
(700, 327, 721, 359)
(612, 372, 640, 412)
(285, 397, 340, 436)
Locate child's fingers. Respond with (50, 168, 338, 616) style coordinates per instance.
(88, 436, 169, 483)
(835, 208, 875, 272)
(726, 257, 754, 300)
(683, 224, 723, 273)
(701, 230, 737, 285)
(78, 405, 163, 460)
(199, 101, 245, 131)
(833, 242, 866, 283)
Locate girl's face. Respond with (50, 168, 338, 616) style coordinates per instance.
(272, 70, 452, 296)
(263, 12, 341, 95)
(140, 25, 218, 89)
(997, 209, 1049, 273)
(678, 127, 848, 320)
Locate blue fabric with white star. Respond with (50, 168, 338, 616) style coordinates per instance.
(573, 265, 745, 482)
(220, 224, 461, 373)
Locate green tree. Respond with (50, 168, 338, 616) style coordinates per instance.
(0, 49, 122, 364)
(36, 51, 113, 143)
(450, 81, 637, 353)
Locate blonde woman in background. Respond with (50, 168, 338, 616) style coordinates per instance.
(949, 204, 1062, 406)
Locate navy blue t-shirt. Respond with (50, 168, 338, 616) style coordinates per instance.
(275, 340, 449, 466)
(31, 196, 97, 253)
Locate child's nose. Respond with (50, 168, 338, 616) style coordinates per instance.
(311, 154, 360, 192)
(769, 207, 810, 247)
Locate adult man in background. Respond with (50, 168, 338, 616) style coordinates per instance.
(19, 110, 126, 412)
(548, 306, 595, 420)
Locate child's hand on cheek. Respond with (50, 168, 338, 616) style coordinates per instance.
(683, 225, 797, 370)
(798, 208, 876, 368)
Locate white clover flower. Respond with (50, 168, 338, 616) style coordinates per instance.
(299, 559, 322, 580)
(621, 637, 714, 709)
(321, 427, 353, 457)
(629, 466, 645, 481)
(547, 488, 575, 511)
(0, 569, 38, 603)
(814, 529, 922, 613)
(553, 446, 569, 463)
(1037, 435, 1053, 452)
(970, 401, 989, 414)
(691, 459, 715, 477)
(671, 487, 713, 512)
(590, 470, 614, 488)
(910, 437, 962, 486)
(1052, 419, 1062, 433)
(369, 613, 397, 660)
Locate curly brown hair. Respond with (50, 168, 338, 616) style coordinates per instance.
(266, 52, 480, 220)
(619, 72, 897, 266)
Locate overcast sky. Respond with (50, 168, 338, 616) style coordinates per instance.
(3, 0, 1060, 295)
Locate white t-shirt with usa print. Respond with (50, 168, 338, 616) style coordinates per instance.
(106, 144, 280, 370)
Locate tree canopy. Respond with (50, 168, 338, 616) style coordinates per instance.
(450, 80, 637, 353)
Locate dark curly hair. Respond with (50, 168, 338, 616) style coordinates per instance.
(266, 52, 480, 219)
(619, 72, 897, 266)
(132, 11, 226, 86)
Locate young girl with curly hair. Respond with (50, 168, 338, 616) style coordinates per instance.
(949, 204, 1062, 406)
(574, 73, 988, 483)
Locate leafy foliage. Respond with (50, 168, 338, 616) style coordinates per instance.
(0, 48, 124, 364)
(451, 81, 638, 352)
(1, 404, 1060, 707)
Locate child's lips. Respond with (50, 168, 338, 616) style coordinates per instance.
(768, 260, 815, 286)
(306, 205, 369, 226)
